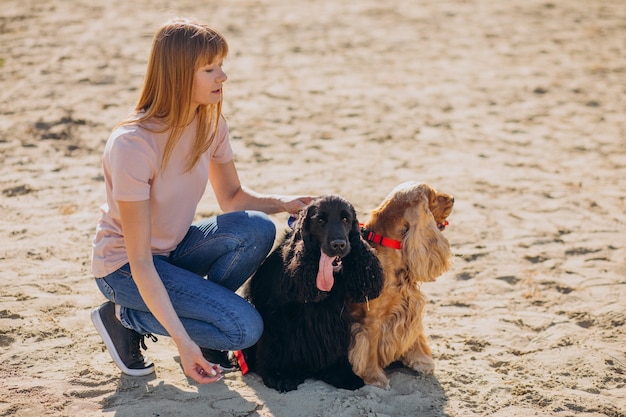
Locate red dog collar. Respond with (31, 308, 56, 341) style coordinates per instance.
(361, 227, 402, 250)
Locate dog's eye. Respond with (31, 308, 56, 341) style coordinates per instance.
(317, 218, 326, 225)
(342, 217, 349, 224)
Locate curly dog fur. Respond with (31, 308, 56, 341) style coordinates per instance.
(349, 182, 454, 389)
(244, 195, 384, 392)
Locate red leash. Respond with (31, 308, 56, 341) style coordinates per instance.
(233, 350, 249, 375)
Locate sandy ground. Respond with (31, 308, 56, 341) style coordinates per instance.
(1, 0, 625, 416)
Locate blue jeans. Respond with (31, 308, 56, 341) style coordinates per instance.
(95, 210, 275, 351)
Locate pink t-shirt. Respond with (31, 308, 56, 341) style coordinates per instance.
(91, 115, 233, 278)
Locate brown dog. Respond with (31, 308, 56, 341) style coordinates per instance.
(349, 182, 454, 389)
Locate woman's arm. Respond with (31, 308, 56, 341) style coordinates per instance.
(209, 160, 315, 214)
(118, 199, 222, 384)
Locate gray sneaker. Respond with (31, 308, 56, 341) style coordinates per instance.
(91, 302, 156, 376)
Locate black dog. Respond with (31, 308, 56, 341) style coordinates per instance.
(243, 195, 384, 392)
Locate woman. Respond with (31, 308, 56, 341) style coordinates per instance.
(90, 18, 313, 384)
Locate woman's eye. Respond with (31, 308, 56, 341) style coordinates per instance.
(204, 62, 223, 73)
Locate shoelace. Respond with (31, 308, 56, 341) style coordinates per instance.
(140, 333, 158, 350)
(130, 332, 158, 359)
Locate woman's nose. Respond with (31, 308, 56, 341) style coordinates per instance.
(219, 68, 228, 82)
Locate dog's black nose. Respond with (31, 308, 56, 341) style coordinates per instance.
(451, 196, 455, 203)
(330, 240, 347, 251)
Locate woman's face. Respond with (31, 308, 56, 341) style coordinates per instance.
(191, 58, 228, 108)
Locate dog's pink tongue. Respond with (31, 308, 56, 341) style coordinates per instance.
(316, 251, 335, 292)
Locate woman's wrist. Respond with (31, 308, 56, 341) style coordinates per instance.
(173, 332, 194, 346)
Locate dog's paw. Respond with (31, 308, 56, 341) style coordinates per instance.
(323, 372, 365, 391)
(361, 368, 390, 390)
(367, 377, 391, 390)
(405, 355, 435, 375)
(263, 375, 303, 393)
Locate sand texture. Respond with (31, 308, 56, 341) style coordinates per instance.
(1, 0, 625, 416)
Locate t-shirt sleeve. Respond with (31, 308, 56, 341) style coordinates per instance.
(210, 116, 234, 163)
(107, 131, 156, 202)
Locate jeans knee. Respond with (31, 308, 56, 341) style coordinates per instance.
(226, 307, 263, 350)
(248, 210, 276, 235)
(241, 309, 264, 349)
(245, 211, 276, 254)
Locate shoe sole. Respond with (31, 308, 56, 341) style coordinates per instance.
(91, 307, 155, 377)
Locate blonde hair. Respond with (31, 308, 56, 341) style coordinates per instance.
(119, 18, 228, 172)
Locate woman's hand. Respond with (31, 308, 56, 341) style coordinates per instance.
(177, 340, 223, 384)
(280, 195, 316, 214)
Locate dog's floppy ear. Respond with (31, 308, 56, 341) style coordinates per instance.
(285, 201, 319, 265)
(343, 232, 384, 303)
(289, 202, 317, 245)
(350, 205, 361, 238)
(282, 200, 326, 303)
(403, 196, 452, 282)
